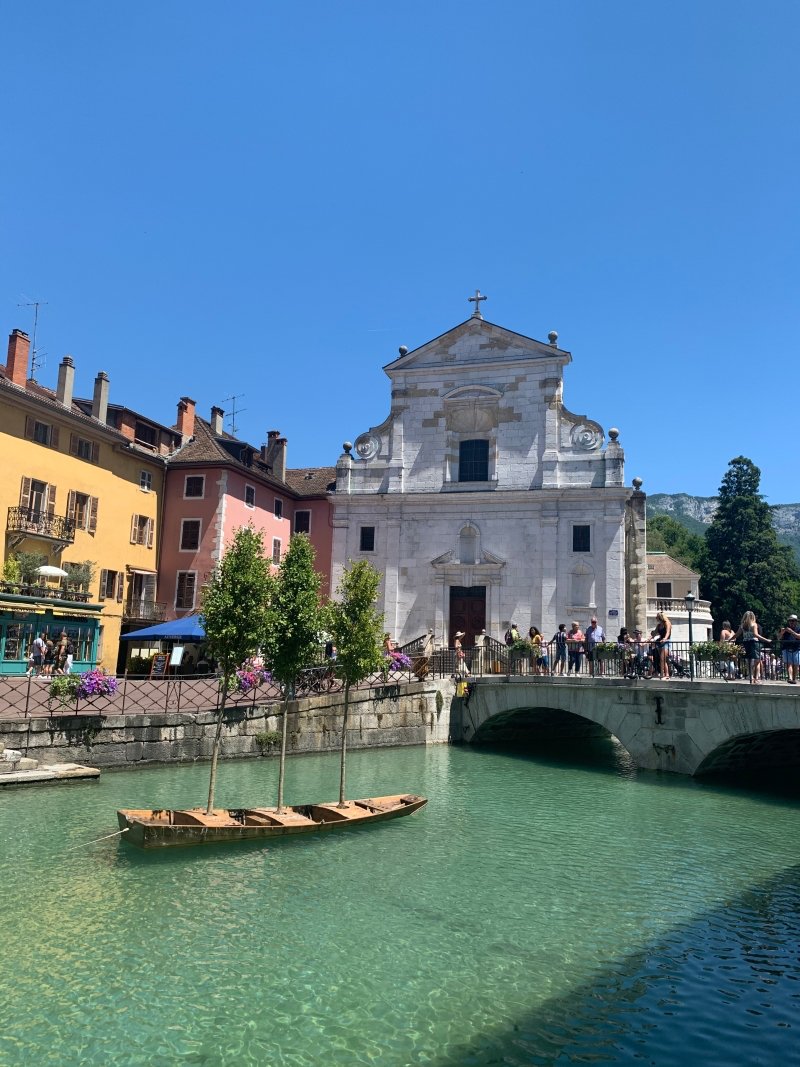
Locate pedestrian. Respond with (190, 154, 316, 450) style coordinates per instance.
(453, 631, 467, 677)
(473, 628, 486, 675)
(567, 621, 585, 675)
(54, 632, 68, 675)
(778, 614, 800, 684)
(653, 611, 672, 680)
(43, 638, 56, 679)
(551, 623, 568, 675)
(29, 632, 46, 677)
(529, 626, 544, 674)
(585, 616, 606, 676)
(719, 620, 737, 679)
(734, 610, 770, 685)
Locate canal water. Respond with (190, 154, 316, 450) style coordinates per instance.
(1, 741, 798, 1066)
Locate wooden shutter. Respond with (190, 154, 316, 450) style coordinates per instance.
(24, 417, 35, 440)
(130, 515, 138, 544)
(185, 573, 196, 608)
(146, 517, 154, 548)
(69, 434, 79, 456)
(19, 477, 32, 509)
(88, 497, 98, 534)
(66, 490, 76, 521)
(50, 426, 59, 450)
(115, 572, 124, 602)
(91, 443, 99, 464)
(46, 484, 56, 520)
(99, 569, 108, 601)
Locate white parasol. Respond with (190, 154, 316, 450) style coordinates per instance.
(36, 565, 69, 578)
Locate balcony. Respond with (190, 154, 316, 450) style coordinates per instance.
(7, 506, 76, 548)
(0, 581, 91, 604)
(123, 600, 166, 622)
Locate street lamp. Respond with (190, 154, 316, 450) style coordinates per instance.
(685, 591, 696, 681)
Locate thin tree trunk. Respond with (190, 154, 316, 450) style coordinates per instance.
(276, 683, 292, 813)
(206, 679, 228, 815)
(337, 680, 350, 807)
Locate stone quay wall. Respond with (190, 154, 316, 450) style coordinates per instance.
(0, 679, 454, 768)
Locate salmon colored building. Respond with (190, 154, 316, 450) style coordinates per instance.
(158, 401, 335, 621)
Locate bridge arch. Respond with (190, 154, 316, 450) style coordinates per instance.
(694, 728, 800, 778)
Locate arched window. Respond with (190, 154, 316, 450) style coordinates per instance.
(459, 524, 478, 565)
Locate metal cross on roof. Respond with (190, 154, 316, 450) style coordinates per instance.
(468, 289, 487, 318)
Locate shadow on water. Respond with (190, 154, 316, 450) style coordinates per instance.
(428, 862, 800, 1067)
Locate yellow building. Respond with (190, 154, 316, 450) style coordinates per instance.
(0, 328, 181, 674)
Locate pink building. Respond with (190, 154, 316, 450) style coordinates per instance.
(159, 400, 335, 619)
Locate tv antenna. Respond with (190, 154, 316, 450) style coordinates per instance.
(17, 297, 48, 379)
(222, 393, 246, 436)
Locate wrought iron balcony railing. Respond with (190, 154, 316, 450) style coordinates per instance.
(7, 506, 76, 544)
(0, 581, 91, 603)
(123, 600, 166, 622)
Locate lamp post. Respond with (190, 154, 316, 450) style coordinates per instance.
(685, 591, 695, 681)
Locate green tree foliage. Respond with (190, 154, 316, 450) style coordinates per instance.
(701, 457, 800, 637)
(15, 552, 48, 584)
(201, 525, 273, 813)
(327, 560, 384, 806)
(263, 533, 321, 811)
(647, 514, 705, 570)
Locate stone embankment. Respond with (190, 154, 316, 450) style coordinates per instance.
(0, 679, 453, 768)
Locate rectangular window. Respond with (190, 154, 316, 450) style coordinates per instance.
(135, 421, 157, 447)
(180, 519, 201, 551)
(140, 470, 152, 492)
(245, 484, 255, 508)
(99, 569, 123, 602)
(24, 417, 59, 450)
(294, 510, 311, 534)
(458, 439, 489, 482)
(184, 476, 205, 498)
(274, 498, 283, 519)
(656, 582, 672, 599)
(130, 514, 154, 547)
(34, 421, 50, 445)
(66, 490, 98, 533)
(359, 526, 375, 552)
(272, 538, 281, 565)
(175, 571, 197, 610)
(69, 433, 99, 463)
(572, 525, 591, 552)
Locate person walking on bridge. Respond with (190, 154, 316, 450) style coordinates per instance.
(735, 611, 770, 685)
(778, 613, 800, 684)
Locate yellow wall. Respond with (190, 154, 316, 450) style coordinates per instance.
(0, 394, 165, 671)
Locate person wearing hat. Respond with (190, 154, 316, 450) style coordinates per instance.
(778, 613, 800, 684)
(453, 630, 468, 677)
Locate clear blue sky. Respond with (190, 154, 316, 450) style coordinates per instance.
(3, 2, 798, 503)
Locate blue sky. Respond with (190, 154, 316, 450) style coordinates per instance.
(3, 2, 798, 503)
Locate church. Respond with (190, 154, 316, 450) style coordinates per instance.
(330, 296, 646, 647)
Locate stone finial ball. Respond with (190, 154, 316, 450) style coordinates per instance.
(343, 441, 353, 454)
(548, 330, 558, 344)
(399, 345, 408, 356)
(632, 477, 643, 490)
(608, 428, 619, 441)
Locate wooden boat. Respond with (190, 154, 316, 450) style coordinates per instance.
(117, 793, 427, 849)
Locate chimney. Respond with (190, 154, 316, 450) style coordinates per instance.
(91, 371, 109, 423)
(6, 329, 30, 387)
(210, 405, 224, 435)
(273, 437, 287, 482)
(177, 396, 196, 439)
(56, 356, 75, 408)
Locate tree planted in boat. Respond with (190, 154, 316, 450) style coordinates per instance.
(263, 532, 321, 813)
(201, 525, 273, 814)
(327, 559, 384, 807)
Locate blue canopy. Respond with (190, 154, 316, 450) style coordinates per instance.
(120, 614, 206, 641)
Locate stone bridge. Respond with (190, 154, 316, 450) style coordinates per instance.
(456, 677, 800, 776)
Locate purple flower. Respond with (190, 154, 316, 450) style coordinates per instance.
(76, 669, 118, 700)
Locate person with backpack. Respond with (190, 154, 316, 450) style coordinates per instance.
(29, 632, 46, 677)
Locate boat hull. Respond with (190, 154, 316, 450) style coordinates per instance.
(117, 794, 427, 849)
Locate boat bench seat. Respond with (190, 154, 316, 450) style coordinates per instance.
(249, 808, 317, 827)
(355, 800, 395, 813)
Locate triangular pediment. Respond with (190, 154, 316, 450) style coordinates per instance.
(384, 317, 570, 374)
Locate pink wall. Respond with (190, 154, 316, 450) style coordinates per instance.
(293, 499, 333, 597)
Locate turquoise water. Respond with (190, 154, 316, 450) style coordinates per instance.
(1, 741, 798, 1066)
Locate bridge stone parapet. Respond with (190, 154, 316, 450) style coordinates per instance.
(457, 677, 800, 776)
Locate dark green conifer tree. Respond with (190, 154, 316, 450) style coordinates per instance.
(701, 457, 800, 636)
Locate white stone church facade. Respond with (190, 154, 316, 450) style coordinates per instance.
(330, 308, 646, 647)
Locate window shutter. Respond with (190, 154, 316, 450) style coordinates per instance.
(130, 515, 138, 544)
(46, 485, 56, 520)
(88, 497, 98, 534)
(19, 477, 32, 509)
(50, 426, 59, 450)
(187, 573, 196, 607)
(99, 569, 108, 601)
(91, 443, 99, 464)
(24, 417, 34, 441)
(146, 518, 154, 548)
(66, 490, 76, 521)
(70, 434, 79, 456)
(116, 573, 124, 602)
